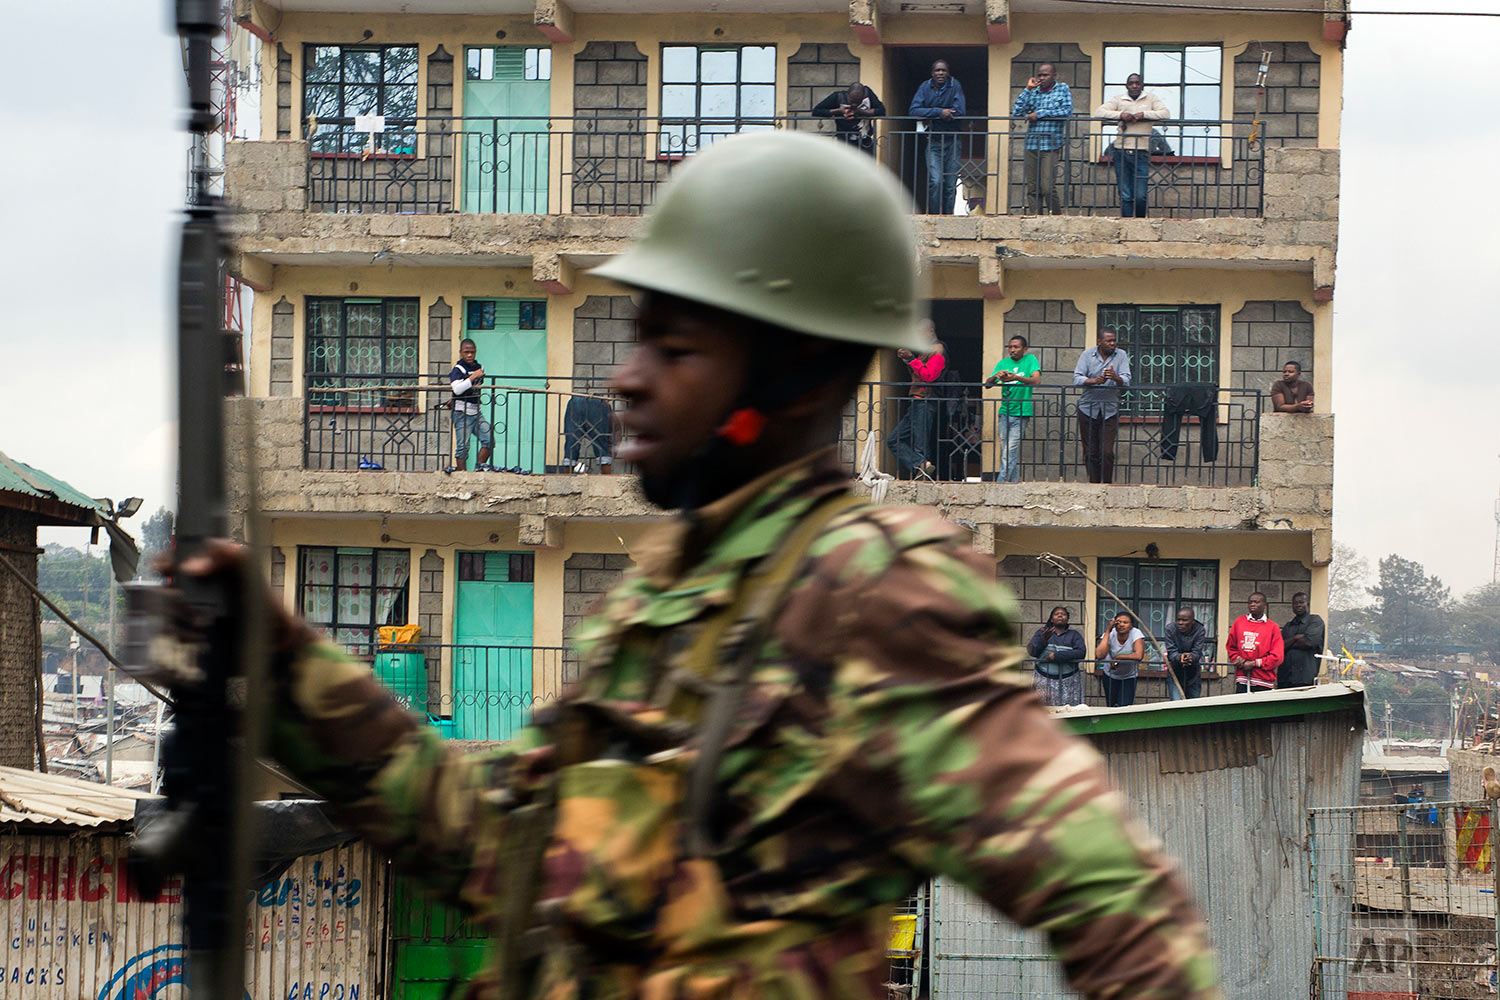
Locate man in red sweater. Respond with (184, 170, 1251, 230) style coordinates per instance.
(1227, 591, 1284, 694)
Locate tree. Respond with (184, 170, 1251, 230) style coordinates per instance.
(1329, 542, 1371, 611)
(139, 507, 175, 580)
(37, 544, 113, 638)
(1369, 555, 1451, 658)
(1457, 583, 1500, 662)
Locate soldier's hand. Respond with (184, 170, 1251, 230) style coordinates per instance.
(160, 540, 322, 672)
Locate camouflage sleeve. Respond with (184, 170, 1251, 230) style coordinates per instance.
(785, 509, 1221, 1000)
(268, 640, 554, 912)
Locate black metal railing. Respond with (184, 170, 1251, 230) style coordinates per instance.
(303, 115, 1267, 218)
(1060, 660, 1231, 707)
(347, 641, 576, 742)
(845, 382, 1261, 487)
(302, 375, 629, 475)
(302, 376, 1260, 486)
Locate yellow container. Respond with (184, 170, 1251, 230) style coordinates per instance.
(887, 913, 917, 958)
(378, 624, 423, 647)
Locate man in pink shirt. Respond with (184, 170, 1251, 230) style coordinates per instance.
(1226, 591, 1284, 694)
(888, 333, 946, 478)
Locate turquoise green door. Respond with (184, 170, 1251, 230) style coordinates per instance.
(463, 46, 551, 213)
(452, 551, 534, 740)
(462, 298, 548, 472)
(388, 876, 486, 1000)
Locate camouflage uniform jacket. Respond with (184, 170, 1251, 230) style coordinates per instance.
(269, 451, 1220, 1000)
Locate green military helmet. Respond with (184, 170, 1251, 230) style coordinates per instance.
(592, 130, 927, 350)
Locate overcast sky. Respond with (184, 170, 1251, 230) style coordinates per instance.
(2, 1, 1495, 596)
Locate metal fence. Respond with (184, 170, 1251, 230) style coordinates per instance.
(348, 641, 577, 742)
(304, 377, 1261, 487)
(847, 383, 1261, 487)
(1056, 661, 1230, 707)
(1310, 800, 1500, 999)
(304, 376, 626, 475)
(304, 115, 1266, 218)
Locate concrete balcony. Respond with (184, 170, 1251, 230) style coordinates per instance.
(224, 129, 1338, 296)
(227, 393, 1331, 548)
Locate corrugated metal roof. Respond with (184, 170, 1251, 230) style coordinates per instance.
(0, 765, 156, 828)
(1057, 681, 1368, 737)
(0, 450, 111, 517)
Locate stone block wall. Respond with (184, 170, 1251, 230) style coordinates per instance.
(1009, 43, 1091, 96)
(998, 552, 1087, 645)
(224, 140, 309, 213)
(1234, 42, 1320, 147)
(276, 44, 292, 139)
(571, 42, 658, 213)
(1230, 300, 1313, 395)
(0, 509, 39, 768)
(270, 297, 295, 397)
(1228, 558, 1312, 619)
(1003, 300, 1087, 384)
(418, 549, 444, 705)
(786, 43, 861, 118)
(563, 552, 633, 641)
(1263, 147, 1339, 238)
(572, 295, 638, 385)
(429, 298, 453, 377)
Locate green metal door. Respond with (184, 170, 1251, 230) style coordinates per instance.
(462, 46, 551, 213)
(452, 551, 534, 740)
(388, 876, 486, 1000)
(462, 298, 548, 472)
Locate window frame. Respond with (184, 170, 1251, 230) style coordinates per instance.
(465, 45, 552, 82)
(1100, 43, 1223, 162)
(305, 296, 422, 411)
(303, 43, 421, 157)
(658, 44, 777, 159)
(297, 545, 411, 653)
(1097, 303, 1221, 409)
(1096, 558, 1220, 668)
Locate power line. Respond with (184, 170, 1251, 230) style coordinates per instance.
(1043, 0, 1500, 14)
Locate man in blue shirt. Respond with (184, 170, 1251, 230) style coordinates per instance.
(908, 59, 967, 215)
(1071, 327, 1131, 483)
(1010, 63, 1073, 215)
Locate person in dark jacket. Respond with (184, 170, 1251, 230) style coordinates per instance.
(811, 82, 886, 154)
(1028, 605, 1087, 707)
(908, 60, 967, 214)
(1279, 591, 1325, 688)
(1165, 607, 1208, 700)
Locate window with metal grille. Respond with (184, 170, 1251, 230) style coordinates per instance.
(1097, 304, 1219, 395)
(1097, 559, 1218, 664)
(1102, 44, 1222, 157)
(299, 546, 410, 651)
(306, 297, 420, 406)
(465, 299, 546, 332)
(303, 44, 419, 154)
(466, 46, 551, 81)
(659, 45, 776, 156)
(458, 552, 535, 583)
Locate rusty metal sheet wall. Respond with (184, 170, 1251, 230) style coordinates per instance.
(930, 711, 1363, 1000)
(1, 832, 386, 1000)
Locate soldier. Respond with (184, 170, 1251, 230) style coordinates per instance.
(179, 132, 1219, 999)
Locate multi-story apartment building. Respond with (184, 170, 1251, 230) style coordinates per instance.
(224, 0, 1342, 736)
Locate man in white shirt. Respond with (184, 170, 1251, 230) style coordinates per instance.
(1095, 73, 1169, 218)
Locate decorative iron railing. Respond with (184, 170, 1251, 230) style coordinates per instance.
(303, 115, 1267, 218)
(302, 376, 1261, 486)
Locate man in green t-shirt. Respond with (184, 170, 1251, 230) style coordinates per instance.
(983, 334, 1041, 482)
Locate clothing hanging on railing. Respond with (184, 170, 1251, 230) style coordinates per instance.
(564, 394, 614, 463)
(1160, 384, 1219, 464)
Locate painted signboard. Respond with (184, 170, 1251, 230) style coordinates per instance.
(2, 833, 385, 1000)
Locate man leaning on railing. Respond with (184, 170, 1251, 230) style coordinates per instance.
(812, 82, 886, 156)
(448, 337, 495, 472)
(1095, 73, 1169, 219)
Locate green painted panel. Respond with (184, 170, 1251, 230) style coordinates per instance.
(463, 47, 550, 213)
(453, 551, 534, 740)
(389, 876, 487, 1000)
(461, 299, 548, 472)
